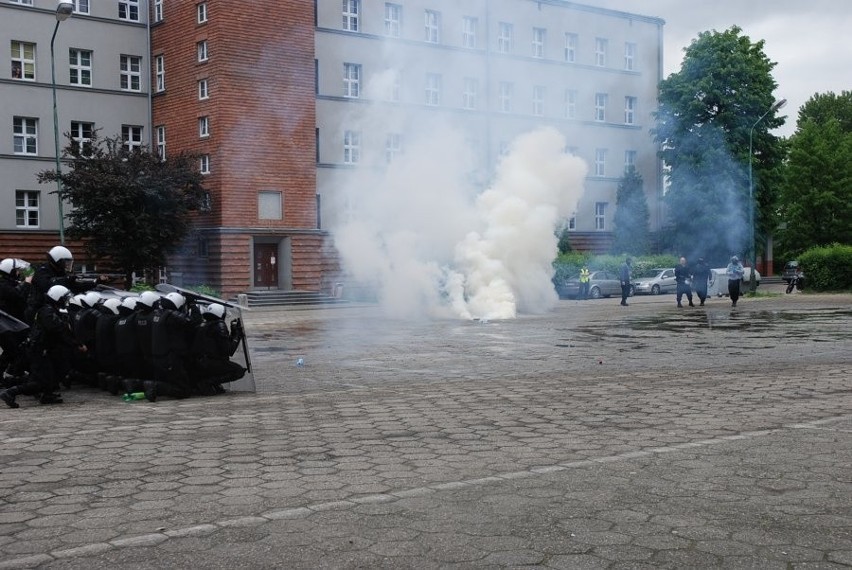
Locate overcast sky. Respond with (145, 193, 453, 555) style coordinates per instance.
(591, 0, 852, 136)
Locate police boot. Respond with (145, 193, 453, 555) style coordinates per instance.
(0, 387, 20, 409)
(39, 392, 63, 405)
(143, 380, 158, 402)
(123, 378, 143, 394)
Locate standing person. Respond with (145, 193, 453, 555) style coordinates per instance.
(674, 256, 695, 308)
(692, 258, 711, 306)
(0, 259, 31, 379)
(25, 246, 100, 324)
(619, 257, 632, 306)
(578, 265, 590, 300)
(726, 255, 745, 307)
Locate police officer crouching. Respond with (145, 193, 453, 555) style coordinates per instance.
(190, 303, 246, 395)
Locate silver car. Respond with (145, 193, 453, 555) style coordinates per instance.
(632, 268, 677, 295)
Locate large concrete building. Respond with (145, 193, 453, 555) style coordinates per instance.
(1, 0, 664, 297)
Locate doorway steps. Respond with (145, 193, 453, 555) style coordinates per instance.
(228, 289, 349, 308)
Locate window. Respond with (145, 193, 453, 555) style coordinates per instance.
(424, 10, 440, 43)
(198, 78, 209, 99)
(199, 154, 210, 174)
(258, 191, 282, 220)
(15, 191, 39, 228)
(564, 89, 577, 119)
(595, 202, 607, 230)
(624, 42, 636, 71)
(72, 0, 89, 14)
(11, 41, 35, 81)
(462, 77, 478, 110)
(498, 81, 513, 113)
(153, 0, 163, 22)
(532, 27, 545, 58)
(385, 133, 401, 163)
(70, 121, 94, 154)
(595, 37, 608, 67)
(425, 73, 441, 106)
(197, 3, 208, 23)
(69, 49, 92, 87)
(624, 150, 637, 173)
(343, 130, 360, 164)
(155, 55, 165, 92)
(624, 96, 636, 124)
(13, 117, 37, 155)
(462, 16, 477, 48)
(594, 149, 607, 177)
(342, 0, 359, 32)
(532, 85, 545, 116)
(120, 55, 142, 91)
(343, 63, 361, 98)
(197, 41, 208, 62)
(567, 215, 576, 231)
(122, 125, 142, 151)
(497, 22, 513, 53)
(564, 33, 577, 63)
(9, 0, 33, 4)
(198, 116, 209, 138)
(156, 126, 166, 159)
(594, 93, 607, 122)
(384, 3, 401, 37)
(118, 0, 140, 21)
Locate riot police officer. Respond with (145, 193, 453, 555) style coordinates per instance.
(25, 246, 99, 324)
(0, 258, 31, 379)
(190, 303, 246, 395)
(146, 292, 196, 401)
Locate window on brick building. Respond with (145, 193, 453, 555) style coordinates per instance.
(197, 41, 208, 62)
(343, 63, 360, 98)
(16, 191, 40, 228)
(13, 117, 38, 155)
(122, 125, 142, 151)
(258, 191, 282, 220)
(155, 55, 165, 92)
(197, 3, 208, 24)
(118, 0, 139, 22)
(342, 0, 359, 32)
(198, 78, 208, 100)
(11, 41, 36, 81)
(198, 116, 209, 138)
(200, 154, 210, 174)
(343, 130, 360, 164)
(153, 0, 163, 22)
(156, 125, 166, 159)
(120, 55, 141, 91)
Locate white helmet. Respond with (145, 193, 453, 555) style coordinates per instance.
(82, 291, 102, 308)
(164, 292, 186, 310)
(102, 298, 122, 315)
(48, 246, 73, 263)
(206, 303, 226, 319)
(0, 258, 16, 276)
(47, 285, 71, 304)
(137, 291, 160, 308)
(69, 294, 85, 308)
(121, 297, 138, 311)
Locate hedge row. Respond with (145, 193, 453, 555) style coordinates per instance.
(798, 244, 852, 291)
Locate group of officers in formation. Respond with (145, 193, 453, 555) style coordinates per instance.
(0, 246, 247, 409)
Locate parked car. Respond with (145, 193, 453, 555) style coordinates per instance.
(782, 260, 802, 284)
(632, 267, 677, 295)
(556, 270, 628, 299)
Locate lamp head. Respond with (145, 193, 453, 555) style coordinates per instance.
(772, 98, 787, 112)
(56, 1, 74, 21)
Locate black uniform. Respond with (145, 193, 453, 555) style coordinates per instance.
(25, 262, 96, 324)
(149, 305, 195, 399)
(190, 314, 246, 394)
(674, 264, 694, 307)
(114, 307, 144, 393)
(692, 260, 711, 306)
(0, 272, 30, 378)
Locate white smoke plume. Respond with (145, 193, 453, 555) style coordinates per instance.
(333, 122, 587, 320)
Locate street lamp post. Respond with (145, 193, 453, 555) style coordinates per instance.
(50, 1, 74, 245)
(748, 97, 786, 293)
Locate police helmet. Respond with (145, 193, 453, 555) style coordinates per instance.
(164, 292, 186, 310)
(46, 285, 71, 305)
(101, 298, 122, 315)
(137, 291, 160, 308)
(0, 258, 16, 276)
(206, 303, 226, 319)
(69, 294, 85, 308)
(121, 297, 138, 311)
(82, 291, 102, 308)
(48, 246, 73, 272)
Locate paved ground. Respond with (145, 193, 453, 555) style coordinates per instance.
(0, 286, 850, 568)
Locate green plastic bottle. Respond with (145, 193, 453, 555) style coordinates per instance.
(122, 392, 146, 402)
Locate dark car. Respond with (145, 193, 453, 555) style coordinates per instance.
(556, 270, 628, 299)
(782, 260, 802, 284)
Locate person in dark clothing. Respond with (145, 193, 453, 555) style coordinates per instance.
(114, 297, 145, 394)
(1, 285, 85, 408)
(25, 246, 100, 324)
(674, 256, 695, 308)
(133, 291, 159, 386)
(147, 292, 197, 401)
(190, 303, 246, 395)
(68, 291, 102, 387)
(0, 259, 31, 379)
(692, 258, 711, 306)
(93, 298, 124, 394)
(619, 257, 632, 306)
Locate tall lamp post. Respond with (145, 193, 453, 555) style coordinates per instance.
(748, 97, 786, 293)
(51, 1, 74, 245)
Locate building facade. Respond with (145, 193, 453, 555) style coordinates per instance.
(1, 0, 664, 296)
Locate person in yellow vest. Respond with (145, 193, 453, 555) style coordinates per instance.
(578, 266, 591, 300)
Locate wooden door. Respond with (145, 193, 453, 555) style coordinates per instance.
(254, 243, 278, 289)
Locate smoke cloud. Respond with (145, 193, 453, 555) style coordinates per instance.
(332, 122, 587, 321)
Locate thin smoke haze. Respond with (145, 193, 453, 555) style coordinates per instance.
(332, 124, 587, 320)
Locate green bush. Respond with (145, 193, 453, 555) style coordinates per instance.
(552, 253, 679, 283)
(184, 284, 222, 299)
(798, 244, 852, 291)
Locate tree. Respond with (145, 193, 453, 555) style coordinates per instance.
(778, 115, 852, 255)
(38, 133, 206, 288)
(652, 26, 786, 265)
(611, 166, 649, 255)
(796, 91, 852, 133)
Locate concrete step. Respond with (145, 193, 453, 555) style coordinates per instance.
(228, 290, 349, 308)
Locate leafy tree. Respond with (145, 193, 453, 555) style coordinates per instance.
(778, 117, 852, 255)
(38, 133, 206, 288)
(611, 166, 649, 255)
(796, 91, 852, 133)
(652, 26, 786, 264)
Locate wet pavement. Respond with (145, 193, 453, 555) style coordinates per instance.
(0, 288, 850, 568)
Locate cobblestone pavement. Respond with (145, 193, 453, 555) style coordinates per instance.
(0, 291, 850, 568)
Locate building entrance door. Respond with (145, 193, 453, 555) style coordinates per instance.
(254, 243, 278, 289)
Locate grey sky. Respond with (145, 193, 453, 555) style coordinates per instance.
(591, 0, 852, 136)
